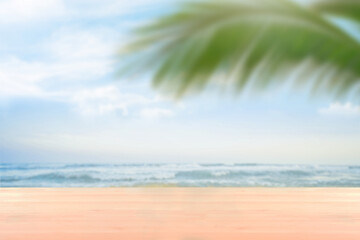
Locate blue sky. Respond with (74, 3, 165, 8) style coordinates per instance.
(0, 0, 359, 165)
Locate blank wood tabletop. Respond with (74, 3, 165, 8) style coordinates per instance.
(1, 188, 360, 240)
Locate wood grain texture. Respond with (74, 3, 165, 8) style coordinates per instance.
(1, 188, 360, 240)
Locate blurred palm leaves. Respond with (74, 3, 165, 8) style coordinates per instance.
(119, 0, 360, 98)
(313, 0, 360, 22)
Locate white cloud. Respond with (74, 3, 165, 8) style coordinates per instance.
(70, 85, 155, 116)
(0, 27, 118, 99)
(0, 0, 65, 24)
(0, 57, 48, 98)
(319, 102, 360, 116)
(68, 85, 181, 118)
(0, 25, 179, 118)
(43, 27, 119, 80)
(0, 1, 184, 118)
(0, 56, 170, 117)
(140, 108, 175, 119)
(45, 27, 118, 61)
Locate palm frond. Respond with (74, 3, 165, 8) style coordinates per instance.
(312, 0, 360, 23)
(119, 0, 360, 98)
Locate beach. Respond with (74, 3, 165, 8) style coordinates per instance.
(1, 188, 360, 240)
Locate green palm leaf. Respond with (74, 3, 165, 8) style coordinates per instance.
(312, 0, 360, 23)
(119, 0, 360, 98)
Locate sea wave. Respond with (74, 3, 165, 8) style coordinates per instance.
(1, 163, 360, 187)
(2, 173, 100, 183)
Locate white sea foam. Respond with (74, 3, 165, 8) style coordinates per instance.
(1, 163, 360, 187)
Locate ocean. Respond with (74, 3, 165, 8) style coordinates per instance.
(1, 162, 360, 187)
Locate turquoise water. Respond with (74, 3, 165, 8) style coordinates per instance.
(1, 162, 360, 187)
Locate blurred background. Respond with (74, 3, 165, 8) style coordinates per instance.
(0, 0, 359, 187)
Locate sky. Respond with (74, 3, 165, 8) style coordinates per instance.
(0, 0, 359, 165)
